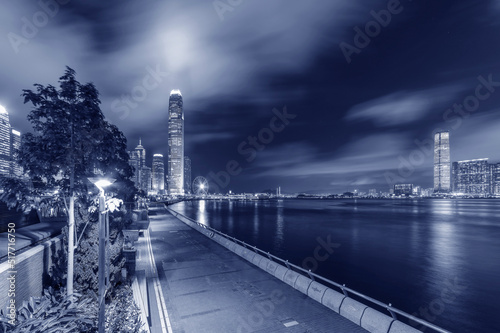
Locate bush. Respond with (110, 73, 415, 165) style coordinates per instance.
(0, 287, 97, 333)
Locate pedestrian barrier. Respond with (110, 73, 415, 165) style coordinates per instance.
(361, 308, 394, 333)
(307, 281, 328, 303)
(340, 297, 368, 325)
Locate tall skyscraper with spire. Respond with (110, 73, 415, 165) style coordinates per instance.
(0, 105, 11, 177)
(167, 89, 184, 195)
(434, 131, 451, 193)
(134, 138, 146, 169)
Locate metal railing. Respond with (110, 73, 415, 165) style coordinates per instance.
(167, 207, 452, 333)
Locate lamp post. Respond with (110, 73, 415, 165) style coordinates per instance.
(88, 177, 115, 333)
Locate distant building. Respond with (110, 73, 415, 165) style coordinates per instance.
(134, 138, 146, 169)
(368, 189, 377, 197)
(167, 90, 184, 195)
(434, 131, 451, 193)
(140, 166, 152, 194)
(394, 184, 413, 196)
(412, 185, 422, 196)
(493, 163, 500, 196)
(152, 154, 165, 194)
(10, 129, 22, 178)
(453, 158, 492, 195)
(184, 156, 192, 194)
(0, 106, 11, 177)
(128, 150, 141, 189)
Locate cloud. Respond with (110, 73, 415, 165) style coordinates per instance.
(451, 110, 500, 163)
(255, 133, 410, 178)
(345, 86, 463, 127)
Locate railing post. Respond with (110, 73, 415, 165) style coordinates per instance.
(307, 270, 315, 281)
(387, 303, 397, 320)
(341, 284, 348, 297)
(285, 260, 290, 269)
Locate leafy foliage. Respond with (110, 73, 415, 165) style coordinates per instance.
(73, 202, 126, 294)
(0, 287, 97, 333)
(18, 66, 135, 208)
(105, 284, 146, 333)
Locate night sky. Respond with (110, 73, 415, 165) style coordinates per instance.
(1, 0, 500, 193)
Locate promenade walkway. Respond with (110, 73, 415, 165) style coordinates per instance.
(145, 206, 368, 333)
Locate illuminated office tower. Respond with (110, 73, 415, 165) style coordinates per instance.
(0, 105, 11, 177)
(184, 156, 191, 194)
(167, 90, 184, 195)
(134, 138, 146, 169)
(434, 131, 451, 193)
(152, 154, 165, 194)
(10, 129, 22, 178)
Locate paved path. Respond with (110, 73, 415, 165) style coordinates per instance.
(147, 207, 369, 333)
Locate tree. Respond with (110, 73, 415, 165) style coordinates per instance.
(19, 67, 135, 296)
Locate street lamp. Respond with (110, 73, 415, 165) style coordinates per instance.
(88, 177, 115, 333)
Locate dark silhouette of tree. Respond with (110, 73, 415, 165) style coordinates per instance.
(19, 66, 136, 296)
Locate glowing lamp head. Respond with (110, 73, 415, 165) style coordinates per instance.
(88, 177, 116, 192)
(0, 105, 7, 114)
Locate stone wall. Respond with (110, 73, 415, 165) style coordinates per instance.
(0, 235, 63, 312)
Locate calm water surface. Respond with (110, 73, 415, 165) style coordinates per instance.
(170, 199, 500, 333)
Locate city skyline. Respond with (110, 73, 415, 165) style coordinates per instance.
(1, 1, 500, 193)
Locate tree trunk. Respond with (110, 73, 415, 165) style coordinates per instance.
(67, 194, 75, 296)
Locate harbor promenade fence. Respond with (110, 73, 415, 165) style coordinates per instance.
(166, 207, 452, 333)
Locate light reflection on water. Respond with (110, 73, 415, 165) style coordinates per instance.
(171, 199, 500, 333)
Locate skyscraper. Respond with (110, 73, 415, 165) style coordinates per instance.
(134, 138, 146, 169)
(128, 150, 141, 188)
(434, 131, 451, 193)
(0, 105, 11, 177)
(184, 156, 192, 194)
(152, 154, 165, 194)
(10, 129, 22, 178)
(167, 89, 184, 195)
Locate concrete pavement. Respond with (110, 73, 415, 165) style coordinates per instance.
(145, 206, 369, 333)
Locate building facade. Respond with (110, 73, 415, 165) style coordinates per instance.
(453, 158, 492, 195)
(434, 131, 451, 193)
(0, 106, 11, 177)
(140, 166, 152, 194)
(10, 129, 22, 178)
(184, 156, 191, 194)
(394, 184, 413, 196)
(167, 90, 184, 195)
(152, 154, 165, 194)
(493, 163, 500, 196)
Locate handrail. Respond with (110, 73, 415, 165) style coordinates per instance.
(166, 207, 452, 333)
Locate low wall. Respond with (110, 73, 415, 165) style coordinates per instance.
(168, 209, 424, 333)
(0, 235, 63, 312)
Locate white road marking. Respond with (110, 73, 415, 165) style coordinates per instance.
(145, 227, 173, 333)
